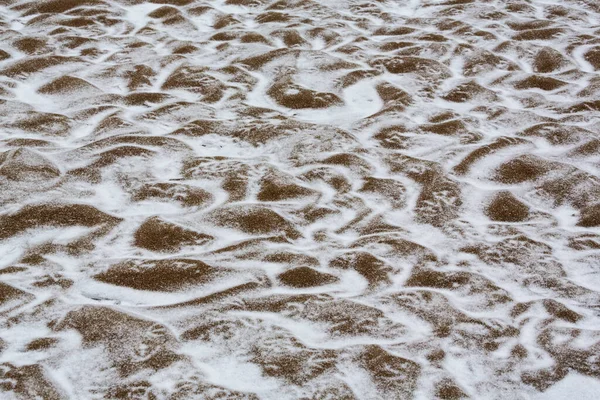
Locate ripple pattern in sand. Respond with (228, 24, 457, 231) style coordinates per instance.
(1, 0, 600, 399)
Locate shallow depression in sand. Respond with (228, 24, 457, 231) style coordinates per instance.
(1, 0, 600, 399)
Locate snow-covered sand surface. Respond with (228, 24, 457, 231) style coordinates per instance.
(1, 0, 600, 398)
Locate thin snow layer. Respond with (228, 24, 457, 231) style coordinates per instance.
(0, 0, 600, 399)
